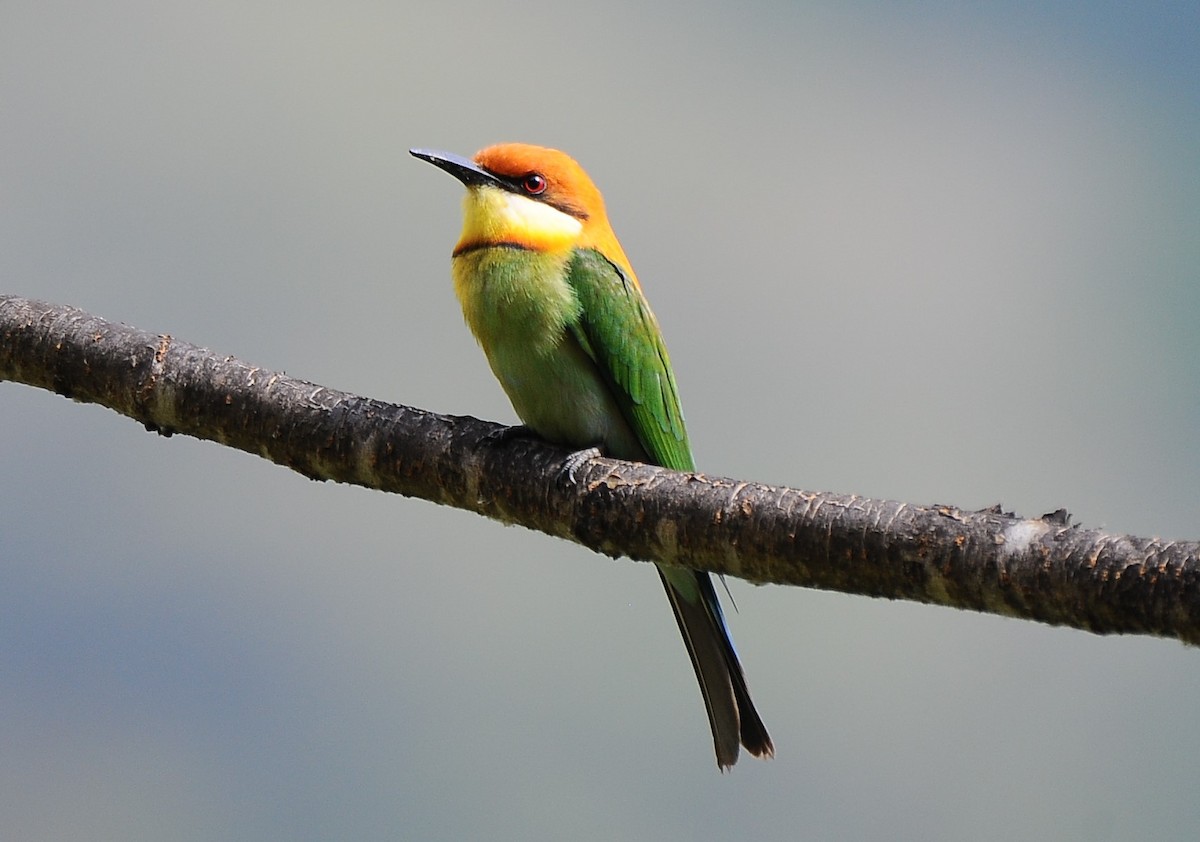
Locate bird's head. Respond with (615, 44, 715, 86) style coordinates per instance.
(411, 143, 625, 261)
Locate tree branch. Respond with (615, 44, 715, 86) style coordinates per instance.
(3, 295, 1199, 643)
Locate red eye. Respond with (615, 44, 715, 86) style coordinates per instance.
(522, 173, 547, 194)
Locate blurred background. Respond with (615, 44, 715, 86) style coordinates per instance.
(2, 1, 1198, 839)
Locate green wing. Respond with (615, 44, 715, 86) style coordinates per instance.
(567, 252, 774, 766)
(565, 248, 694, 472)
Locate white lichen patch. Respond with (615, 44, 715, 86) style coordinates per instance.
(999, 519, 1051, 558)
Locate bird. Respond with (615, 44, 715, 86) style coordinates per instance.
(410, 142, 772, 769)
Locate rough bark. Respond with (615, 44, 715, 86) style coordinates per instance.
(3, 295, 1198, 643)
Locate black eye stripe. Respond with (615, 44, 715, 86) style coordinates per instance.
(482, 168, 590, 221)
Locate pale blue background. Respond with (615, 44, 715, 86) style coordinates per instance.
(2, 2, 1199, 839)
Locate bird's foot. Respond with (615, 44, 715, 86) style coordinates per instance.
(560, 446, 602, 485)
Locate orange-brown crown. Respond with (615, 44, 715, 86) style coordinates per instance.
(474, 143, 605, 221)
(473, 143, 635, 279)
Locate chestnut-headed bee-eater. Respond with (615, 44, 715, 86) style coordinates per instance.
(411, 143, 772, 769)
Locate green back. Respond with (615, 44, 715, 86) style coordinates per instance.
(565, 248, 695, 472)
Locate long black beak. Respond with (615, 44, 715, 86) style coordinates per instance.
(410, 148, 508, 190)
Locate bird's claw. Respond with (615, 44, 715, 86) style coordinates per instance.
(483, 426, 598, 485)
(560, 446, 602, 485)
